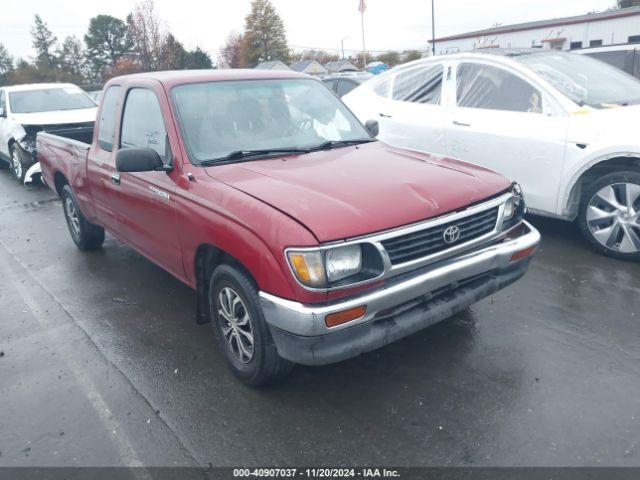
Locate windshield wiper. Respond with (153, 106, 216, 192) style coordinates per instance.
(309, 138, 375, 152)
(200, 148, 312, 166)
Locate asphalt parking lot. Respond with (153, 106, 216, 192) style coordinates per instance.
(1, 167, 639, 468)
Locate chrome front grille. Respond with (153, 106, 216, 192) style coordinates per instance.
(381, 207, 500, 265)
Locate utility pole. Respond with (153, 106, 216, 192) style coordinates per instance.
(341, 36, 349, 60)
(431, 0, 436, 55)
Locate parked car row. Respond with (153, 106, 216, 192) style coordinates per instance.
(344, 49, 640, 260)
(5, 47, 636, 386)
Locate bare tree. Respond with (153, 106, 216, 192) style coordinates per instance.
(219, 32, 245, 68)
(127, 0, 165, 71)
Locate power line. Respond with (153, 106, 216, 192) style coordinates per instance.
(288, 44, 428, 54)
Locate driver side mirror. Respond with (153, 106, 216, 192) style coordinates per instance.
(116, 148, 172, 173)
(365, 119, 379, 137)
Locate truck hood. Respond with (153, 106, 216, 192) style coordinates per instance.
(205, 142, 510, 242)
(10, 107, 97, 126)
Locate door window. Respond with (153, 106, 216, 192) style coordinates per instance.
(336, 79, 357, 97)
(392, 64, 443, 104)
(372, 77, 390, 97)
(323, 79, 337, 92)
(120, 88, 167, 160)
(456, 63, 543, 113)
(97, 86, 122, 151)
(0, 90, 6, 114)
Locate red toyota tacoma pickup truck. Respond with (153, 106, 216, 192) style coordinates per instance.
(38, 70, 540, 385)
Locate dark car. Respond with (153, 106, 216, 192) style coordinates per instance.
(577, 44, 640, 79)
(323, 73, 374, 97)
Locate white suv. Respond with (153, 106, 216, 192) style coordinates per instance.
(344, 49, 640, 260)
(0, 83, 97, 184)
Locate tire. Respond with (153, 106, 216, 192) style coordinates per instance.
(209, 263, 294, 386)
(578, 170, 640, 261)
(61, 185, 105, 251)
(9, 144, 28, 184)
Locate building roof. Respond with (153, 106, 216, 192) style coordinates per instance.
(254, 61, 292, 71)
(325, 60, 359, 72)
(431, 6, 640, 43)
(289, 60, 329, 73)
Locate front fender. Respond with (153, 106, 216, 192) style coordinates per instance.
(559, 149, 640, 218)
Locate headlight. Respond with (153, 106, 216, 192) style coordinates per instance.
(500, 182, 525, 230)
(287, 244, 379, 289)
(326, 245, 362, 282)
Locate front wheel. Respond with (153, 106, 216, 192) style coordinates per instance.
(209, 263, 294, 386)
(9, 145, 28, 184)
(61, 185, 105, 251)
(578, 171, 640, 261)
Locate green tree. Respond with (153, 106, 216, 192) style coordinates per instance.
(242, 0, 289, 67)
(57, 36, 88, 83)
(31, 14, 57, 70)
(159, 33, 188, 70)
(617, 0, 640, 7)
(404, 50, 423, 62)
(84, 15, 133, 78)
(0, 43, 14, 85)
(375, 51, 401, 67)
(185, 47, 213, 69)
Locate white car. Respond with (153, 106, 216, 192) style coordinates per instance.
(344, 49, 640, 260)
(0, 83, 97, 184)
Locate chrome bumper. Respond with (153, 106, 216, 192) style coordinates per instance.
(259, 221, 540, 365)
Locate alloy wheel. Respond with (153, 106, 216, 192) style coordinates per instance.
(217, 287, 255, 363)
(64, 196, 81, 242)
(11, 149, 22, 180)
(586, 182, 640, 253)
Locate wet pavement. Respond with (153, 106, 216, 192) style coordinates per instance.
(1, 167, 639, 468)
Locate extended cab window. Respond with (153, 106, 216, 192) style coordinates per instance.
(457, 63, 542, 113)
(0, 90, 6, 114)
(120, 88, 167, 160)
(97, 86, 121, 151)
(392, 64, 443, 104)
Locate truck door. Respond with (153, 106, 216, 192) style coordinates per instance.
(111, 85, 184, 278)
(87, 85, 122, 232)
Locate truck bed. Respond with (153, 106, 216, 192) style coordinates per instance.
(37, 126, 94, 195)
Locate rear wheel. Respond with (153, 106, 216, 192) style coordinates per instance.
(61, 185, 105, 251)
(578, 171, 640, 261)
(209, 263, 294, 386)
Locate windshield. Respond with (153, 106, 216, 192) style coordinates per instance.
(516, 51, 640, 109)
(171, 78, 371, 164)
(9, 87, 96, 114)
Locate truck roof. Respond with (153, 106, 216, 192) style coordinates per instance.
(107, 69, 311, 89)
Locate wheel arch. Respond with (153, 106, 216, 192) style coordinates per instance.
(193, 243, 259, 325)
(563, 155, 640, 220)
(53, 170, 69, 196)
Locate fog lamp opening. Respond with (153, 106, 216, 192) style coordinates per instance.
(325, 306, 367, 328)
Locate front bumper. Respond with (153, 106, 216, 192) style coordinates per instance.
(259, 221, 540, 366)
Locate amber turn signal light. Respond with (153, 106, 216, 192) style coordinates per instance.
(325, 306, 367, 328)
(510, 246, 536, 262)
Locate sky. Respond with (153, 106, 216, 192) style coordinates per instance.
(0, 0, 617, 61)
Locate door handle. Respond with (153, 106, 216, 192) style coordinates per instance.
(379, 113, 392, 118)
(110, 172, 121, 185)
(452, 120, 471, 127)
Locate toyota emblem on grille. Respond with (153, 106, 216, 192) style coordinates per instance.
(443, 225, 461, 244)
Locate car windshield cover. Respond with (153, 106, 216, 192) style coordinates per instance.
(171, 78, 372, 164)
(9, 87, 96, 114)
(516, 51, 640, 109)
